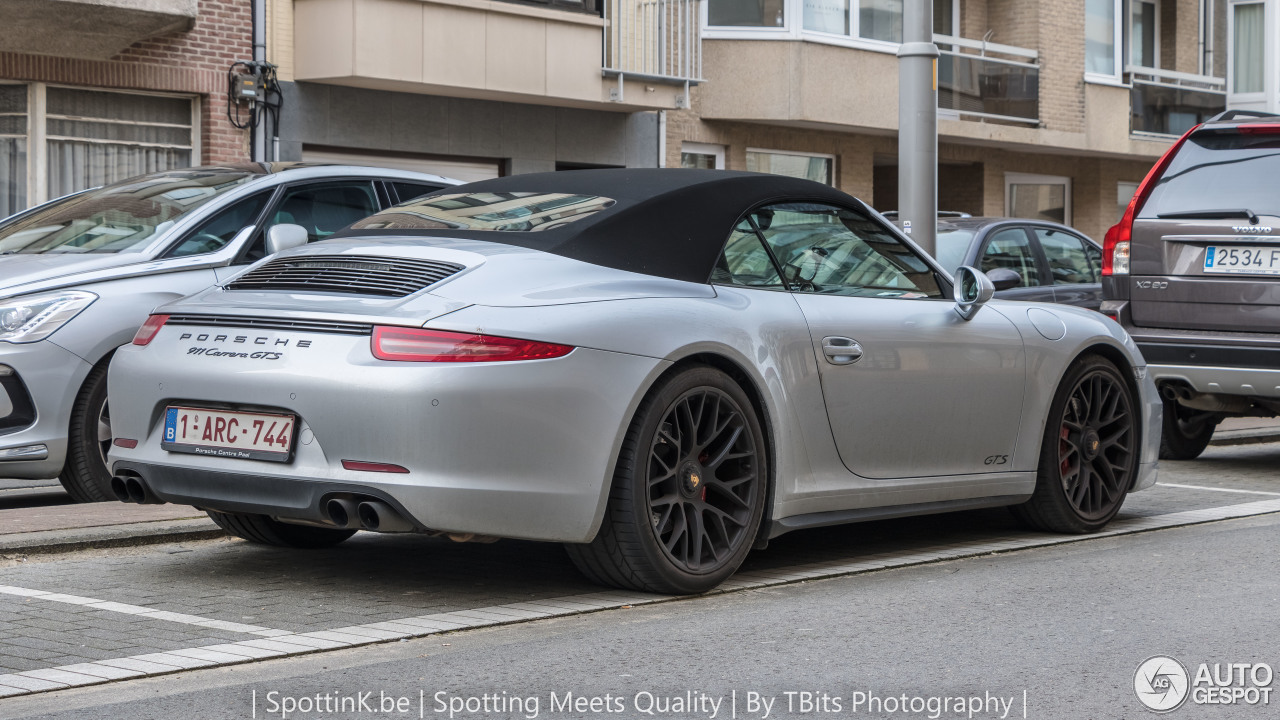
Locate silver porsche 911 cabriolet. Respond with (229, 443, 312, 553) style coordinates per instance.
(106, 169, 1160, 594)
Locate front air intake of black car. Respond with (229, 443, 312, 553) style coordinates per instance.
(226, 255, 465, 298)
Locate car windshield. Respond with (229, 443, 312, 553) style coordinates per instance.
(934, 228, 975, 274)
(1140, 132, 1280, 219)
(351, 192, 615, 232)
(0, 170, 259, 254)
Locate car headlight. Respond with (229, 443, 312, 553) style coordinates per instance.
(0, 291, 97, 344)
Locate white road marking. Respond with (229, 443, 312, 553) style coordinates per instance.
(1159, 482, 1280, 496)
(0, 586, 287, 636)
(2, 497, 1280, 699)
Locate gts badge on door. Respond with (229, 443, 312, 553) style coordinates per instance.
(984, 454, 1009, 466)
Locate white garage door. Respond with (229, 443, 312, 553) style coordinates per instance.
(301, 148, 501, 184)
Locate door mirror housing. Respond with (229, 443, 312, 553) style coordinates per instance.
(266, 224, 309, 255)
(953, 265, 996, 320)
(984, 267, 1023, 291)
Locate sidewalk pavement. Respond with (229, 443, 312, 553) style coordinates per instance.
(1, 418, 1278, 557)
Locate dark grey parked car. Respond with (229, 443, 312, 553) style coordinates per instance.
(925, 218, 1104, 310)
(1101, 109, 1280, 460)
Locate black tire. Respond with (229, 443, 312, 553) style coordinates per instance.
(566, 365, 768, 594)
(58, 360, 114, 503)
(1011, 355, 1139, 534)
(1158, 397, 1218, 460)
(208, 511, 356, 548)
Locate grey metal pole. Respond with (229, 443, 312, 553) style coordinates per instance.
(251, 0, 267, 163)
(897, 0, 938, 256)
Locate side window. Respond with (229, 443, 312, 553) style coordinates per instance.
(712, 220, 785, 289)
(751, 203, 942, 298)
(980, 228, 1041, 287)
(392, 182, 443, 204)
(165, 192, 270, 258)
(265, 181, 378, 243)
(1035, 228, 1098, 284)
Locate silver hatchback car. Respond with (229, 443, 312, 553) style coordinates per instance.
(0, 163, 459, 501)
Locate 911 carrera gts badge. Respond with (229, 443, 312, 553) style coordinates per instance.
(187, 347, 283, 360)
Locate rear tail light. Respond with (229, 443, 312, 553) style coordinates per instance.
(371, 326, 574, 362)
(1103, 124, 1199, 276)
(1237, 123, 1280, 135)
(131, 314, 169, 346)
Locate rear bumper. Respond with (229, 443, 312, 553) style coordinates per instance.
(1142, 361, 1280, 399)
(107, 333, 668, 543)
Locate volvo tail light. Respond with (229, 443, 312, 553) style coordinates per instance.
(131, 314, 169, 346)
(371, 326, 573, 362)
(1103, 125, 1199, 276)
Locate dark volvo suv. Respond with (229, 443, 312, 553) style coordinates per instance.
(1101, 110, 1280, 459)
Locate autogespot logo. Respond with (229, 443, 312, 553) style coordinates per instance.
(1135, 656, 1191, 713)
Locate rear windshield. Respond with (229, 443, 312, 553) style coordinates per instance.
(351, 192, 615, 232)
(0, 170, 258, 254)
(1140, 133, 1280, 219)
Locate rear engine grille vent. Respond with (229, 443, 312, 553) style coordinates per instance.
(226, 255, 465, 298)
(167, 315, 373, 336)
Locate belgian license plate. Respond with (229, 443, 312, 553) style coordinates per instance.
(162, 406, 295, 462)
(1204, 246, 1280, 275)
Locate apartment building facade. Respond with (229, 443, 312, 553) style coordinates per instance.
(0, 0, 254, 219)
(266, 0, 696, 180)
(671, 0, 1262, 242)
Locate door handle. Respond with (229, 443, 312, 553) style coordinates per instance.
(821, 336, 863, 365)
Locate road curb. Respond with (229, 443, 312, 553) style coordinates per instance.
(1210, 430, 1280, 447)
(0, 518, 225, 556)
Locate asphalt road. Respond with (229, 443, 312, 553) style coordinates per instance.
(4, 514, 1277, 720)
(3, 442, 1280, 719)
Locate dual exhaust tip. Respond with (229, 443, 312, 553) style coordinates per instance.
(325, 497, 414, 533)
(110, 473, 164, 505)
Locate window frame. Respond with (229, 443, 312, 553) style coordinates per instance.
(1226, 0, 1267, 102)
(1128, 0, 1161, 70)
(680, 141, 726, 170)
(1084, 0, 1125, 85)
(702, 0, 957, 54)
(1004, 172, 1073, 226)
(745, 147, 836, 185)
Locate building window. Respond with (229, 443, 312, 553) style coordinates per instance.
(1085, 0, 1122, 79)
(858, 0, 903, 42)
(708, 0, 786, 27)
(681, 142, 725, 169)
(1117, 181, 1139, 220)
(0, 85, 28, 219)
(1230, 1, 1264, 94)
(0, 83, 197, 214)
(1129, 0, 1159, 69)
(746, 149, 834, 185)
(804, 0, 850, 35)
(45, 87, 194, 201)
(1005, 172, 1071, 225)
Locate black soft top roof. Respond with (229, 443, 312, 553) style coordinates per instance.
(334, 168, 865, 284)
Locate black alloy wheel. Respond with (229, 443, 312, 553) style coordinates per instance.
(566, 366, 767, 594)
(1012, 356, 1138, 533)
(647, 387, 760, 573)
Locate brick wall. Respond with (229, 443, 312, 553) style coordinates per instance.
(1037, 0, 1085, 134)
(0, 0, 253, 165)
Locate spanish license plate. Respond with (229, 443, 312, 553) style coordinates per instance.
(162, 406, 295, 462)
(1204, 246, 1280, 275)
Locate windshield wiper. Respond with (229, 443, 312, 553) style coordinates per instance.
(1157, 208, 1262, 224)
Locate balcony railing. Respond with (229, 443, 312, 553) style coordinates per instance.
(1126, 66, 1225, 137)
(935, 34, 1039, 125)
(603, 0, 704, 104)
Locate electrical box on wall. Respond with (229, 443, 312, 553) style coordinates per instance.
(232, 72, 265, 102)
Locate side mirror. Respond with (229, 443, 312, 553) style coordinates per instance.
(266, 224, 309, 255)
(984, 267, 1023, 291)
(953, 265, 995, 321)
